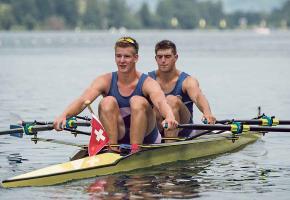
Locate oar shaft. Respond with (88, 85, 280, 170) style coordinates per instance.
(0, 128, 23, 135)
(31, 125, 90, 135)
(20, 121, 90, 127)
(35, 137, 85, 148)
(63, 128, 90, 135)
(31, 125, 54, 132)
(178, 124, 230, 131)
(248, 126, 290, 132)
(278, 120, 290, 125)
(178, 124, 290, 132)
(217, 119, 290, 125)
(74, 121, 91, 127)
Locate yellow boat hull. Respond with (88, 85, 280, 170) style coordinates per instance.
(1, 131, 261, 188)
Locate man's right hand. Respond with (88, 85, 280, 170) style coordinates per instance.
(53, 115, 67, 131)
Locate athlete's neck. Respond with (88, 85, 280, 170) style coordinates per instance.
(117, 68, 139, 84)
(157, 68, 179, 82)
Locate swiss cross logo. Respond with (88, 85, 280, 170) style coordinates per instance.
(95, 129, 106, 141)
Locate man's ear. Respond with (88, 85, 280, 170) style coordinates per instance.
(134, 54, 139, 62)
(175, 54, 178, 60)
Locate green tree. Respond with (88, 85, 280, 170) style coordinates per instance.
(0, 3, 15, 30)
(137, 2, 155, 28)
(54, 0, 78, 28)
(10, 0, 38, 30)
(270, 0, 290, 27)
(107, 0, 139, 29)
(82, 0, 107, 29)
(226, 11, 264, 28)
(199, 1, 224, 27)
(35, 0, 56, 22)
(155, 0, 175, 28)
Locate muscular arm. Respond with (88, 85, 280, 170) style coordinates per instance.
(54, 73, 110, 130)
(143, 77, 177, 128)
(184, 76, 216, 123)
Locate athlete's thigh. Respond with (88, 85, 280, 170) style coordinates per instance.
(117, 112, 126, 140)
(178, 102, 191, 124)
(145, 103, 157, 135)
(152, 106, 163, 132)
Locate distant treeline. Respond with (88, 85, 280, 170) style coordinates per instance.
(0, 0, 289, 30)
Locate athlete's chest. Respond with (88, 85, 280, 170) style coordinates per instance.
(158, 78, 179, 94)
(117, 80, 139, 96)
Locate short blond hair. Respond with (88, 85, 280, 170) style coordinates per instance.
(115, 37, 139, 54)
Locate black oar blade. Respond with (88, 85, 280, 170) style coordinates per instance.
(0, 127, 24, 136)
(9, 125, 24, 138)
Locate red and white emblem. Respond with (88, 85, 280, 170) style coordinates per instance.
(88, 114, 109, 156)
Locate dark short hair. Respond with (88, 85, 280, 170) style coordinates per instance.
(115, 36, 139, 54)
(155, 40, 177, 55)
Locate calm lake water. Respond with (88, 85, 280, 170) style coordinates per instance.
(0, 30, 290, 199)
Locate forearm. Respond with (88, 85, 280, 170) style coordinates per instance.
(156, 99, 175, 119)
(60, 98, 87, 119)
(196, 94, 212, 115)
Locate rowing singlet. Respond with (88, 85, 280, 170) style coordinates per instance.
(148, 71, 194, 137)
(148, 71, 193, 118)
(107, 71, 160, 143)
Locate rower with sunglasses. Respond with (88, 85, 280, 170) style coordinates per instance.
(54, 37, 178, 152)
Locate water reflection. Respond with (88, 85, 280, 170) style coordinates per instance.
(7, 153, 28, 164)
(82, 143, 290, 199)
(85, 159, 211, 199)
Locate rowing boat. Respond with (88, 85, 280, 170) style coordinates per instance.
(1, 131, 261, 188)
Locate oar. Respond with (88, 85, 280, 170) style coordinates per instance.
(178, 123, 290, 133)
(30, 124, 91, 136)
(19, 120, 91, 127)
(161, 130, 214, 141)
(1, 123, 90, 136)
(217, 119, 290, 126)
(0, 124, 54, 136)
(0, 128, 24, 136)
(35, 137, 86, 148)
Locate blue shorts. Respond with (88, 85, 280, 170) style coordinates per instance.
(118, 115, 160, 144)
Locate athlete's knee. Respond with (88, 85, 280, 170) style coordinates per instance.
(166, 95, 182, 109)
(129, 96, 149, 111)
(99, 96, 118, 113)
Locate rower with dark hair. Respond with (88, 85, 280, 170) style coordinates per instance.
(149, 40, 216, 140)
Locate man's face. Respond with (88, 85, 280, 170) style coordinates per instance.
(115, 46, 138, 73)
(155, 48, 178, 72)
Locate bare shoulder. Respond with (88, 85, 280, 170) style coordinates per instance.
(143, 76, 161, 95)
(144, 75, 159, 87)
(90, 72, 112, 93)
(183, 74, 200, 89)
